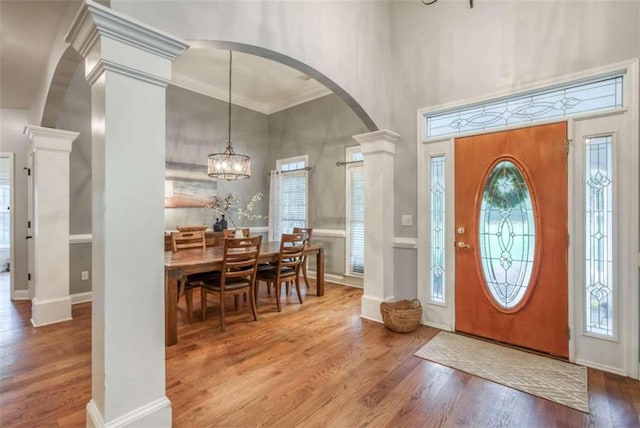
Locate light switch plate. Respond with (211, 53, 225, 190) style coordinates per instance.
(81, 271, 89, 281)
(401, 214, 413, 226)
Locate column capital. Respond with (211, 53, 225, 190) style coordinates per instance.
(353, 129, 399, 156)
(65, 1, 188, 61)
(24, 125, 79, 153)
(65, 1, 188, 86)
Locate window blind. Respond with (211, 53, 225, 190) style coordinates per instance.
(347, 164, 364, 275)
(280, 171, 307, 232)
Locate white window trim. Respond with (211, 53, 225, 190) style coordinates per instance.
(345, 146, 364, 277)
(275, 154, 309, 231)
(416, 59, 639, 378)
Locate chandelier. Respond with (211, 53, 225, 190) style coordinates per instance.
(208, 51, 251, 180)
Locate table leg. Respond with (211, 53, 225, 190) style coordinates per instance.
(165, 269, 181, 346)
(316, 247, 325, 296)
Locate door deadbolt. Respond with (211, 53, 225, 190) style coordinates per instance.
(457, 227, 465, 235)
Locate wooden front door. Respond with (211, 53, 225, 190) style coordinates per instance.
(454, 122, 568, 358)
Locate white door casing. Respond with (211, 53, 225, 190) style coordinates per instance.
(416, 59, 639, 378)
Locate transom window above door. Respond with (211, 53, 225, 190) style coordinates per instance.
(422, 73, 623, 139)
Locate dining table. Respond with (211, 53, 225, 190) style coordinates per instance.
(164, 241, 325, 346)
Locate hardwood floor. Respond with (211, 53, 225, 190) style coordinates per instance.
(1, 273, 640, 427)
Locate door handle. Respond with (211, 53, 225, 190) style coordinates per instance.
(457, 241, 471, 249)
(26, 235, 33, 240)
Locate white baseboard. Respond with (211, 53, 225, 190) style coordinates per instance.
(423, 320, 453, 331)
(575, 359, 628, 377)
(12, 289, 30, 300)
(31, 296, 72, 327)
(308, 270, 363, 288)
(87, 396, 172, 428)
(71, 291, 92, 305)
(361, 294, 394, 323)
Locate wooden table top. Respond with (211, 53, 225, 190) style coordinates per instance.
(164, 241, 323, 270)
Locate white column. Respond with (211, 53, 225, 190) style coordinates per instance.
(353, 130, 399, 322)
(65, 2, 187, 427)
(24, 126, 78, 327)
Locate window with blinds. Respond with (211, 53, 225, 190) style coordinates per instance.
(346, 147, 364, 275)
(277, 156, 308, 233)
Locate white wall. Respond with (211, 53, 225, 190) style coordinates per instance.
(0, 109, 30, 291)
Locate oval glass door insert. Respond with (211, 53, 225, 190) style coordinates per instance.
(479, 160, 536, 310)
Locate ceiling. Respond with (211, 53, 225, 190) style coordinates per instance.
(0, 1, 331, 114)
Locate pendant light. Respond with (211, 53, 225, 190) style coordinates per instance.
(207, 51, 251, 180)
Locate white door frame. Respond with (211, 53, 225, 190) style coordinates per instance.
(417, 59, 639, 378)
(0, 153, 15, 299)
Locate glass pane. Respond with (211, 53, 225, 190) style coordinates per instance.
(430, 156, 445, 303)
(585, 136, 614, 336)
(425, 75, 623, 138)
(348, 165, 364, 275)
(479, 161, 536, 309)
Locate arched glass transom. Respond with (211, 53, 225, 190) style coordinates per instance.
(479, 160, 536, 309)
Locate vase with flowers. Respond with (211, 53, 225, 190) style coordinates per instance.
(206, 192, 266, 235)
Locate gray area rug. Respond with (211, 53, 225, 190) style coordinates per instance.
(414, 331, 589, 413)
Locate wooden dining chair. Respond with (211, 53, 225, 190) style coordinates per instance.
(200, 235, 262, 332)
(172, 228, 218, 324)
(255, 233, 305, 312)
(293, 227, 313, 288)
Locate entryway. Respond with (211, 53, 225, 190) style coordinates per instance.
(0, 154, 13, 301)
(454, 123, 568, 358)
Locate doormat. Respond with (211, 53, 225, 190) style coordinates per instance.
(414, 331, 588, 413)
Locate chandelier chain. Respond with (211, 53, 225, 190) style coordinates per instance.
(228, 50, 232, 151)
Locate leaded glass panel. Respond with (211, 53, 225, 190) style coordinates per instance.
(585, 136, 614, 336)
(479, 161, 536, 309)
(425, 75, 623, 138)
(430, 156, 445, 303)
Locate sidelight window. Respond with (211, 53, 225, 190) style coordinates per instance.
(584, 136, 614, 336)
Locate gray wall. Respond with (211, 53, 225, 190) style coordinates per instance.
(57, 63, 91, 235)
(70, 242, 91, 295)
(267, 94, 369, 280)
(56, 63, 93, 294)
(0, 109, 30, 292)
(165, 85, 269, 230)
(386, 0, 640, 299)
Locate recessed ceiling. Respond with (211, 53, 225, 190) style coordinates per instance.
(171, 47, 332, 115)
(0, 2, 331, 114)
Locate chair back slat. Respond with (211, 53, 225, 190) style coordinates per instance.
(278, 233, 305, 271)
(293, 227, 313, 244)
(172, 230, 206, 252)
(220, 236, 262, 288)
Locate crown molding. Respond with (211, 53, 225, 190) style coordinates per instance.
(264, 86, 332, 115)
(170, 75, 271, 114)
(171, 74, 332, 115)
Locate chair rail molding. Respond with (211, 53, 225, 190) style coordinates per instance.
(69, 234, 93, 244)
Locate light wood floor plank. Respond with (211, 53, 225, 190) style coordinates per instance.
(1, 274, 639, 427)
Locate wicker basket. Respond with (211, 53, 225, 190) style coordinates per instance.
(380, 299, 422, 333)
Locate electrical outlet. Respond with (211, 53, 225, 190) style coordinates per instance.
(401, 214, 413, 226)
(81, 271, 89, 281)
